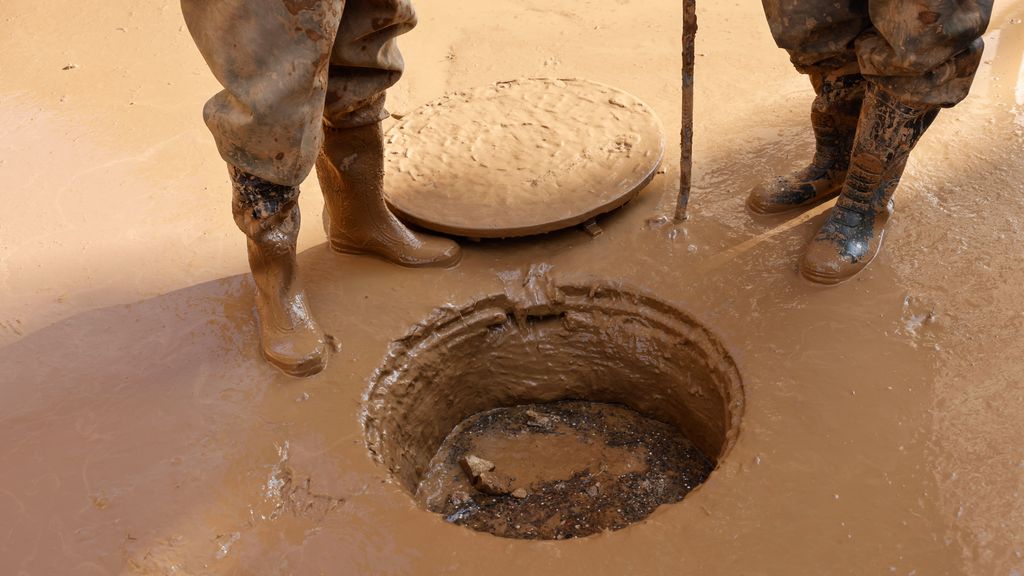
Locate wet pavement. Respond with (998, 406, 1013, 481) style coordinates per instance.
(1, 1, 1023, 575)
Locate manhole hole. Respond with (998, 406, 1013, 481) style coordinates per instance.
(364, 282, 744, 540)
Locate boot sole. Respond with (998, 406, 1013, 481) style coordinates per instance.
(798, 263, 849, 286)
(330, 242, 463, 269)
(263, 348, 328, 378)
(746, 188, 842, 216)
(799, 230, 886, 286)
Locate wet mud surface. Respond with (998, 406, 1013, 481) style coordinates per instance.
(1, 0, 1024, 575)
(418, 401, 714, 540)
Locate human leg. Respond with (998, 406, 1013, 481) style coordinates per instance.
(750, 0, 870, 213)
(799, 0, 992, 283)
(182, 0, 345, 374)
(316, 0, 461, 268)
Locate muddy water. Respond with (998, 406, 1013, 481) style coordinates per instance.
(416, 401, 713, 540)
(2, 1, 1024, 575)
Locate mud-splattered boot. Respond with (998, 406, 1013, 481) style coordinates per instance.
(800, 85, 940, 285)
(316, 123, 461, 268)
(747, 70, 865, 214)
(230, 166, 328, 377)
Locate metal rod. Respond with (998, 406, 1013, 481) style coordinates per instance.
(674, 0, 697, 222)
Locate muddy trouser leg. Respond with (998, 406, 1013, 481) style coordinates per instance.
(181, 0, 344, 186)
(858, 0, 992, 108)
(315, 0, 462, 269)
(799, 0, 993, 284)
(750, 0, 871, 214)
(181, 0, 346, 376)
(761, 0, 869, 72)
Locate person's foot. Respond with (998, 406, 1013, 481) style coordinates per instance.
(747, 69, 865, 215)
(800, 84, 939, 285)
(746, 165, 847, 215)
(326, 214, 462, 268)
(231, 166, 329, 377)
(253, 284, 328, 377)
(317, 122, 461, 269)
(321, 186, 462, 268)
(800, 198, 893, 285)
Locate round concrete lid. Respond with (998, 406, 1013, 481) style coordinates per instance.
(384, 78, 665, 238)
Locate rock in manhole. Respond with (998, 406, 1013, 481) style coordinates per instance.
(363, 281, 744, 540)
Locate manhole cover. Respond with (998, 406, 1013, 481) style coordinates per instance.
(383, 79, 665, 238)
(364, 282, 744, 540)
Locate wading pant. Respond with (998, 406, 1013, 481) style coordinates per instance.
(762, 0, 993, 106)
(182, 0, 416, 187)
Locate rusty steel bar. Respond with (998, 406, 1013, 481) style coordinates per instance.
(674, 0, 697, 222)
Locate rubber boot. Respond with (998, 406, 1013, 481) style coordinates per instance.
(747, 70, 865, 214)
(230, 166, 328, 377)
(800, 85, 940, 285)
(316, 123, 462, 268)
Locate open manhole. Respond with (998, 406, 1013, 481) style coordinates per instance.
(364, 282, 744, 540)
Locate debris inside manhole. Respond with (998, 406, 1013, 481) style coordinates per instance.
(415, 400, 715, 540)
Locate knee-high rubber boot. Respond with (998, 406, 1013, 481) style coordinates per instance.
(316, 123, 462, 268)
(800, 85, 939, 285)
(230, 166, 328, 377)
(747, 70, 865, 214)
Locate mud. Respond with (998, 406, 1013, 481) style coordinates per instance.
(1, 1, 1024, 575)
(418, 401, 714, 540)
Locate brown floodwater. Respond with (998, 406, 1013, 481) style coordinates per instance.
(1, 1, 1023, 575)
(416, 401, 715, 540)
